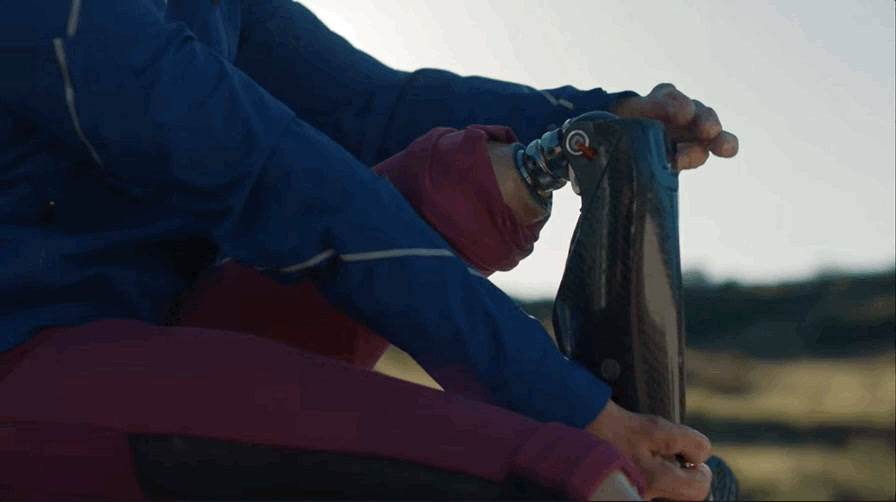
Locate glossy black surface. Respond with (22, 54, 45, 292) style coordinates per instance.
(552, 116, 685, 423)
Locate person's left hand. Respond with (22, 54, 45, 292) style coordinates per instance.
(610, 83, 739, 171)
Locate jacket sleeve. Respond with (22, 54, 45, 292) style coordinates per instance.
(1, 1, 611, 427)
(236, 0, 639, 166)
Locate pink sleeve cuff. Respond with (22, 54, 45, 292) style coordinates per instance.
(373, 125, 547, 276)
(509, 422, 646, 500)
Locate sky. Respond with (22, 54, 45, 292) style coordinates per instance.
(300, 0, 895, 299)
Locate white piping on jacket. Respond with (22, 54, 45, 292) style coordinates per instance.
(539, 89, 575, 110)
(251, 247, 485, 279)
(275, 249, 337, 274)
(341, 248, 454, 262)
(467, 267, 486, 279)
(53, 0, 103, 167)
(52, 38, 104, 167)
(66, 0, 82, 37)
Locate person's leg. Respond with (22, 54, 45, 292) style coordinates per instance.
(174, 261, 490, 400)
(0, 320, 641, 500)
(172, 260, 391, 369)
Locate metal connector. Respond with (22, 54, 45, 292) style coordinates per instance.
(512, 111, 620, 204)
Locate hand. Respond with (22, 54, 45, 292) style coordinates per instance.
(585, 400, 713, 501)
(610, 83, 739, 171)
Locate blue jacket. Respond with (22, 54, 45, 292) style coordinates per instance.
(1, 0, 632, 427)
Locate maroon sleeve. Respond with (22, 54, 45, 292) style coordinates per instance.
(373, 126, 547, 276)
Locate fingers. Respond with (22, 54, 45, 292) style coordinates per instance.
(588, 406, 713, 500)
(643, 459, 712, 501)
(677, 132, 737, 170)
(638, 415, 712, 464)
(668, 423, 712, 465)
(692, 100, 722, 141)
(648, 83, 696, 126)
(644, 84, 738, 168)
(709, 131, 739, 158)
(667, 100, 722, 145)
(676, 143, 710, 171)
(694, 102, 738, 159)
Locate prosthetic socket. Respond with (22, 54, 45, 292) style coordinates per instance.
(512, 111, 677, 207)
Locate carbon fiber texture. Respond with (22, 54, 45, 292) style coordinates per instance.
(553, 116, 684, 422)
(551, 115, 738, 501)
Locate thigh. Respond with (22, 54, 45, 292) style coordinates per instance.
(173, 261, 390, 369)
(0, 320, 630, 500)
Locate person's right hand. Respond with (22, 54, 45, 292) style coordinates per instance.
(585, 400, 712, 500)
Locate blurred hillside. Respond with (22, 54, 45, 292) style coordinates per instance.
(515, 266, 896, 359)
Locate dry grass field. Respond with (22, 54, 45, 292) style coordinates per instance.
(374, 345, 896, 501)
(686, 350, 894, 501)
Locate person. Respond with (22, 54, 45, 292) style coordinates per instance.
(0, 1, 738, 500)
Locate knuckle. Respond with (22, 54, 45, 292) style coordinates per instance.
(670, 90, 690, 103)
(646, 415, 662, 425)
(652, 459, 711, 501)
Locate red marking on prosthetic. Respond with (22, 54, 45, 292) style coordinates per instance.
(575, 140, 597, 160)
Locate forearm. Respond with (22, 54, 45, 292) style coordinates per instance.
(237, 0, 636, 165)
(379, 72, 638, 161)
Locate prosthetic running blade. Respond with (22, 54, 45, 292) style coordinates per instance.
(551, 113, 685, 423)
(515, 112, 738, 500)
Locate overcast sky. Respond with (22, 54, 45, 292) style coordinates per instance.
(301, 0, 895, 299)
